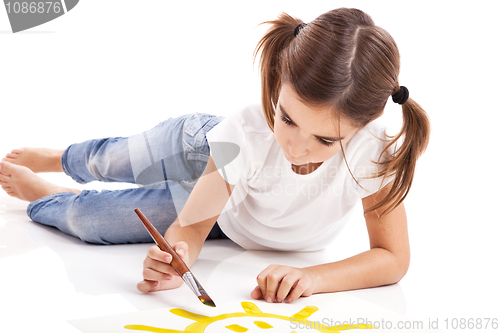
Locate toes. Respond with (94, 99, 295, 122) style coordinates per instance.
(0, 163, 16, 196)
(3, 149, 21, 164)
(6, 151, 20, 158)
(3, 150, 21, 164)
(0, 161, 12, 176)
(0, 161, 27, 177)
(0, 170, 12, 187)
(1, 182, 13, 196)
(2, 157, 15, 165)
(0, 172, 10, 182)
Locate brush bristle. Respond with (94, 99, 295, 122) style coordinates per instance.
(199, 295, 216, 307)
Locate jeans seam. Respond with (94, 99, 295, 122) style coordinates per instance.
(143, 132, 155, 165)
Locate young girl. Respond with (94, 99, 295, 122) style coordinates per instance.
(0, 8, 429, 304)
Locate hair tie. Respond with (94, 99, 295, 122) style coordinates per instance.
(392, 86, 409, 105)
(294, 23, 307, 37)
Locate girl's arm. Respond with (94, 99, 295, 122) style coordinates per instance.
(137, 155, 235, 292)
(252, 182, 411, 303)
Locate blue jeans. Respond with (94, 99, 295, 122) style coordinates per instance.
(27, 113, 227, 245)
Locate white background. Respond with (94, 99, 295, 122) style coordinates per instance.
(1, 1, 499, 332)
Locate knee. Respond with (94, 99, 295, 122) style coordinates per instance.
(66, 198, 111, 245)
(66, 215, 108, 244)
(87, 153, 114, 182)
(64, 192, 155, 245)
(86, 138, 132, 182)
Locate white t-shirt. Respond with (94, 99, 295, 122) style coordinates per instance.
(205, 104, 394, 251)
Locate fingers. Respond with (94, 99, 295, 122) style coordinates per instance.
(250, 286, 263, 300)
(276, 274, 301, 303)
(172, 241, 189, 262)
(254, 265, 314, 304)
(285, 279, 312, 303)
(137, 245, 178, 293)
(137, 280, 159, 292)
(142, 264, 174, 282)
(146, 244, 171, 263)
(143, 246, 175, 274)
(138, 242, 191, 293)
(137, 276, 183, 292)
(256, 265, 283, 302)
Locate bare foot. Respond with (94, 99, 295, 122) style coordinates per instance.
(0, 161, 80, 202)
(2, 147, 64, 173)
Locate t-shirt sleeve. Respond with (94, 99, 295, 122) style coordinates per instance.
(205, 111, 250, 185)
(350, 125, 396, 198)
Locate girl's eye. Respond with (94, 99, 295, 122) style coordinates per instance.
(316, 137, 336, 147)
(280, 114, 293, 126)
(281, 114, 336, 147)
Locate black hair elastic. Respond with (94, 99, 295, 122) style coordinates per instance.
(392, 86, 409, 105)
(294, 23, 307, 37)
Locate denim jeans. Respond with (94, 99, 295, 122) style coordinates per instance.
(27, 113, 227, 244)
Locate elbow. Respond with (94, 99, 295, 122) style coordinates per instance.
(371, 246, 411, 286)
(394, 264, 409, 284)
(393, 252, 410, 284)
(376, 247, 410, 285)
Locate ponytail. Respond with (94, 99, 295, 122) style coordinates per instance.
(253, 13, 304, 131)
(366, 95, 431, 217)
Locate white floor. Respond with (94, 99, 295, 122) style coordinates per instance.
(1, 191, 498, 332)
(1, 1, 499, 332)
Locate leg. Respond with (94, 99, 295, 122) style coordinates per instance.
(62, 113, 224, 186)
(1, 113, 226, 244)
(3, 113, 223, 186)
(1, 114, 208, 182)
(27, 187, 179, 244)
(0, 161, 225, 244)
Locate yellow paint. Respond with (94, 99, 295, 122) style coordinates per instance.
(292, 306, 319, 321)
(170, 308, 209, 321)
(123, 325, 181, 333)
(240, 301, 262, 315)
(254, 320, 273, 328)
(225, 324, 248, 332)
(125, 301, 372, 332)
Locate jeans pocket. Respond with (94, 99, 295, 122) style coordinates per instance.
(182, 113, 225, 177)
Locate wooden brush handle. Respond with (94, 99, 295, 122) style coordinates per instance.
(134, 208, 190, 276)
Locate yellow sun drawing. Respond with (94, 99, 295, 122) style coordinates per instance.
(124, 301, 371, 332)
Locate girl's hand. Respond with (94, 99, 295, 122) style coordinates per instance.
(137, 241, 190, 292)
(250, 264, 317, 303)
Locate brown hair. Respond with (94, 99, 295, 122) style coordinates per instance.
(253, 8, 430, 217)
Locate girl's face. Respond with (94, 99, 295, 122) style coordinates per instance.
(274, 83, 359, 167)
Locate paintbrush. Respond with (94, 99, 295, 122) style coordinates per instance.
(134, 208, 216, 307)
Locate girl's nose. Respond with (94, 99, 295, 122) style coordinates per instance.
(288, 136, 308, 158)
